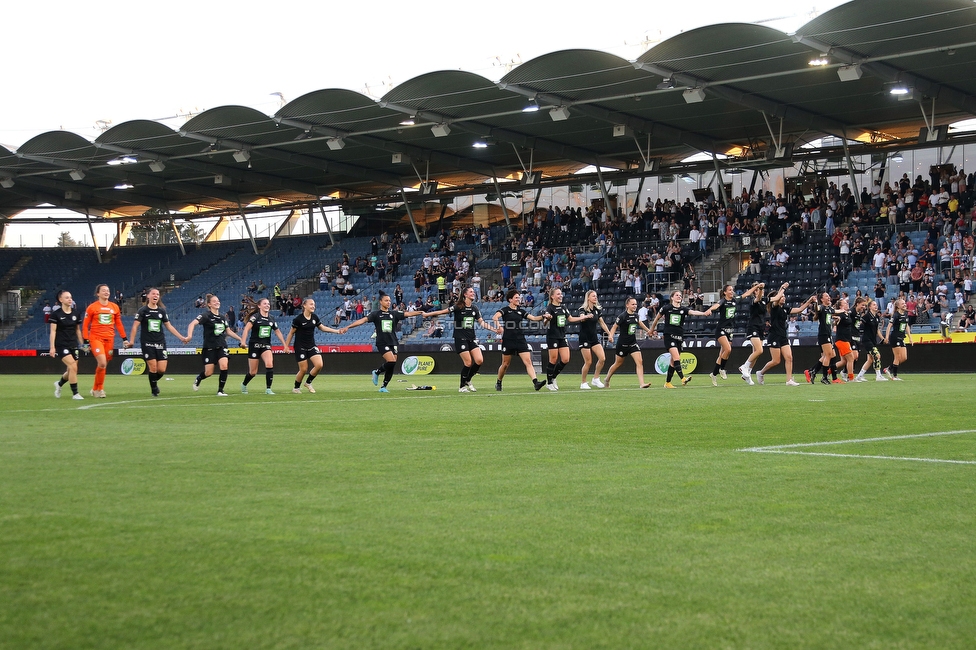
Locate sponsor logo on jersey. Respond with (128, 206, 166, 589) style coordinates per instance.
(148, 319, 162, 332)
(98, 313, 113, 325)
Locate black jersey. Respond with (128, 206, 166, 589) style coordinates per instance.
(545, 304, 571, 340)
(834, 311, 853, 342)
(768, 303, 788, 340)
(247, 313, 278, 346)
(615, 312, 641, 347)
(291, 312, 322, 350)
(497, 306, 528, 342)
(659, 303, 689, 336)
(195, 311, 230, 349)
(50, 307, 82, 349)
(850, 311, 864, 343)
(577, 306, 602, 341)
(814, 304, 834, 341)
(449, 303, 482, 339)
(861, 311, 881, 347)
(716, 297, 739, 332)
(890, 311, 909, 342)
(747, 297, 769, 331)
(367, 309, 404, 348)
(134, 305, 169, 346)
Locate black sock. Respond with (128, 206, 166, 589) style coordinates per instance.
(266, 370, 274, 389)
(830, 366, 837, 380)
(295, 380, 302, 389)
(891, 364, 899, 377)
(196, 372, 206, 384)
(673, 360, 684, 380)
(218, 370, 227, 392)
(553, 361, 565, 378)
(469, 362, 481, 382)
(811, 362, 822, 376)
(666, 366, 675, 382)
(712, 363, 721, 375)
(720, 358, 728, 369)
(306, 373, 316, 384)
(243, 372, 255, 386)
(58, 376, 68, 386)
(460, 366, 470, 388)
(70, 383, 78, 395)
(383, 361, 395, 387)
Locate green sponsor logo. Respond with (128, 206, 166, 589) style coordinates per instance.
(382, 320, 393, 332)
(148, 319, 161, 332)
(258, 325, 271, 338)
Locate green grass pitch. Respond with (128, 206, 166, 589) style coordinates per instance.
(2, 372, 975, 649)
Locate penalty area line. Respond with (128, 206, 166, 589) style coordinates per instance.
(739, 429, 976, 466)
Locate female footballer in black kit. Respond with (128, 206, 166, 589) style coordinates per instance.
(649, 290, 712, 388)
(603, 297, 653, 389)
(343, 290, 431, 393)
(856, 299, 888, 381)
(444, 287, 492, 392)
(577, 290, 612, 390)
(49, 290, 85, 400)
(754, 284, 813, 386)
(542, 287, 591, 391)
(883, 297, 912, 380)
(491, 289, 547, 392)
(129, 287, 188, 396)
(283, 298, 344, 394)
(707, 283, 762, 386)
(738, 283, 768, 385)
(239, 297, 287, 395)
(804, 292, 844, 385)
(185, 294, 243, 396)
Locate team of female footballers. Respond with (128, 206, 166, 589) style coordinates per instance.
(50, 283, 913, 399)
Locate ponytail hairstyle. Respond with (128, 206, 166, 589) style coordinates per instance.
(147, 287, 166, 310)
(579, 289, 601, 313)
(205, 294, 218, 311)
(94, 283, 109, 297)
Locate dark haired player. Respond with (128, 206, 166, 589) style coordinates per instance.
(49, 290, 85, 400)
(284, 298, 344, 394)
(444, 287, 491, 392)
(129, 288, 187, 396)
(343, 291, 431, 393)
(603, 297, 653, 388)
(856, 299, 887, 381)
(649, 290, 712, 388)
(707, 283, 762, 386)
(240, 297, 287, 395)
(541, 287, 591, 391)
(491, 289, 547, 391)
(185, 294, 243, 396)
(883, 297, 912, 380)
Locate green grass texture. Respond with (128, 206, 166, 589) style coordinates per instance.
(2, 372, 975, 649)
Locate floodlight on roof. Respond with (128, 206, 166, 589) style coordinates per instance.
(680, 174, 696, 184)
(214, 174, 231, 185)
(233, 150, 251, 163)
(549, 106, 571, 121)
(148, 160, 166, 172)
(107, 156, 138, 166)
(431, 123, 451, 138)
(326, 137, 345, 150)
(114, 183, 134, 190)
(656, 77, 676, 90)
(837, 64, 862, 82)
(808, 57, 830, 66)
(391, 153, 408, 164)
(472, 141, 489, 149)
(887, 83, 913, 100)
(891, 153, 904, 163)
(69, 170, 86, 181)
(612, 124, 633, 138)
(682, 88, 706, 104)
(399, 117, 416, 126)
(0, 177, 14, 189)
(522, 98, 540, 113)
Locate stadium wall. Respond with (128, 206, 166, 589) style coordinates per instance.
(4, 345, 975, 376)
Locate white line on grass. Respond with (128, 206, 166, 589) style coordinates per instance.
(741, 429, 976, 466)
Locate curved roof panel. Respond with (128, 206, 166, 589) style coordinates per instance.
(278, 88, 399, 132)
(501, 50, 649, 102)
(382, 70, 518, 120)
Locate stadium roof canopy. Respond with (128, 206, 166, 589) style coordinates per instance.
(2, 0, 976, 223)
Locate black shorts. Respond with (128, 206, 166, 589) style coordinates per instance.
(455, 337, 479, 352)
(294, 347, 321, 362)
(817, 336, 832, 347)
(56, 347, 79, 360)
(546, 338, 569, 350)
(202, 347, 229, 364)
(142, 345, 168, 362)
(616, 343, 641, 357)
(248, 344, 271, 358)
(892, 339, 906, 348)
(578, 334, 600, 349)
(663, 334, 683, 351)
(501, 339, 530, 355)
(850, 339, 861, 352)
(767, 336, 790, 349)
(715, 328, 732, 341)
(748, 329, 764, 339)
(377, 344, 398, 355)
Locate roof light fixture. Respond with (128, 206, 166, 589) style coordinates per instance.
(148, 160, 166, 172)
(69, 170, 86, 181)
(399, 117, 416, 126)
(0, 177, 14, 189)
(891, 153, 904, 163)
(114, 183, 134, 190)
(656, 77, 675, 90)
(326, 137, 345, 150)
(232, 150, 251, 163)
(682, 88, 706, 103)
(522, 98, 540, 113)
(837, 64, 862, 82)
(472, 141, 489, 149)
(107, 156, 138, 166)
(549, 106, 571, 121)
(431, 123, 451, 137)
(808, 56, 830, 66)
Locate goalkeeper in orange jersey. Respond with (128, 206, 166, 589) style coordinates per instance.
(82, 284, 129, 398)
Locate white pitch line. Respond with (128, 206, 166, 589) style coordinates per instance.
(741, 429, 976, 452)
(740, 429, 976, 466)
(745, 450, 976, 465)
